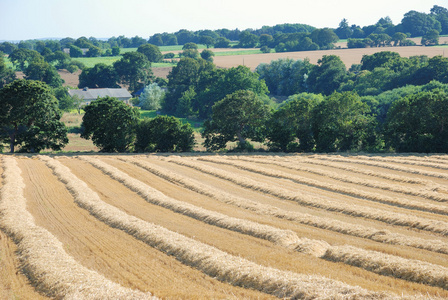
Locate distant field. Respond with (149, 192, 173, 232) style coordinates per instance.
(2, 153, 448, 298)
(213, 45, 448, 70)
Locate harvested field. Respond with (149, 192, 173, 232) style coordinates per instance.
(2, 154, 448, 298)
(213, 46, 448, 70)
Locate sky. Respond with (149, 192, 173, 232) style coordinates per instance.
(0, 0, 447, 41)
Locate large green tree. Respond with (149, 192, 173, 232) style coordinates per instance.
(266, 93, 323, 152)
(0, 53, 16, 88)
(384, 90, 448, 152)
(135, 116, 195, 152)
(307, 55, 347, 95)
(113, 52, 153, 92)
(202, 90, 270, 151)
(137, 44, 163, 63)
(78, 63, 119, 88)
(312, 91, 378, 152)
(81, 96, 139, 152)
(0, 79, 68, 153)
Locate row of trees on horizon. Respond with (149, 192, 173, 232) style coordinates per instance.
(1, 4, 447, 56)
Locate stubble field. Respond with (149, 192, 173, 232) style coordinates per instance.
(2, 153, 448, 299)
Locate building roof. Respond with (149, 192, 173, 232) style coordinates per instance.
(68, 88, 132, 100)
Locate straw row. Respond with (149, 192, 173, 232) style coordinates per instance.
(122, 156, 448, 255)
(85, 156, 448, 291)
(39, 155, 385, 299)
(288, 155, 429, 184)
(231, 156, 448, 202)
(197, 156, 448, 216)
(315, 155, 448, 180)
(79, 156, 329, 256)
(354, 155, 448, 171)
(323, 245, 448, 290)
(166, 157, 448, 236)
(0, 156, 153, 300)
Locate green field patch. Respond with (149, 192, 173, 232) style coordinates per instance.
(214, 49, 262, 56)
(140, 110, 203, 131)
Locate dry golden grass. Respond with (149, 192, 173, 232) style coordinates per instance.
(39, 155, 387, 299)
(82, 155, 448, 289)
(4, 153, 448, 298)
(235, 156, 448, 202)
(0, 156, 153, 299)
(166, 156, 448, 236)
(197, 156, 448, 216)
(120, 156, 448, 255)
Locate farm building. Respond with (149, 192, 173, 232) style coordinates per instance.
(68, 88, 132, 105)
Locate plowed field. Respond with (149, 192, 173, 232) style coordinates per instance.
(2, 154, 448, 299)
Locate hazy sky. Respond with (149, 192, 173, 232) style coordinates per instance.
(0, 0, 446, 41)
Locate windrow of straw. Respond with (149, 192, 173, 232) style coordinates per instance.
(117, 156, 448, 290)
(315, 155, 448, 180)
(286, 156, 429, 184)
(122, 156, 448, 255)
(354, 155, 448, 171)
(94, 158, 448, 291)
(166, 157, 448, 236)
(323, 245, 448, 290)
(197, 156, 448, 216)
(232, 156, 448, 202)
(79, 155, 329, 256)
(0, 156, 153, 300)
(38, 155, 388, 299)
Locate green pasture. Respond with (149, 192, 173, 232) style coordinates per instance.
(140, 110, 203, 131)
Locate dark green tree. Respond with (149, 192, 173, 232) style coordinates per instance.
(78, 63, 119, 88)
(266, 93, 323, 152)
(238, 30, 259, 48)
(307, 55, 347, 95)
(137, 44, 163, 62)
(400, 10, 441, 37)
(0, 42, 17, 54)
(202, 90, 270, 151)
(312, 92, 378, 152)
(310, 28, 339, 49)
(69, 45, 83, 58)
(0, 79, 68, 153)
(0, 53, 16, 88)
(200, 36, 215, 48)
(9, 48, 42, 71)
(214, 37, 230, 48)
(256, 58, 312, 96)
(81, 96, 139, 152)
(385, 90, 448, 152)
(25, 59, 63, 88)
(135, 116, 195, 152)
(113, 52, 153, 93)
(196, 65, 269, 118)
(112, 46, 120, 56)
(200, 49, 215, 62)
(422, 29, 440, 45)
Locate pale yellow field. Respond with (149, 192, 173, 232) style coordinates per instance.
(2, 153, 448, 299)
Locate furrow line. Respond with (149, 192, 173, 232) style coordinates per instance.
(0, 156, 153, 300)
(38, 155, 388, 299)
(122, 156, 448, 255)
(198, 156, 448, 216)
(166, 157, 448, 236)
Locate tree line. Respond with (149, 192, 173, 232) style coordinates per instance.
(1, 5, 446, 57)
